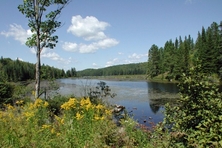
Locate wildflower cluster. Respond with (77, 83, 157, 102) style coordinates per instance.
(21, 98, 49, 122)
(61, 97, 112, 121)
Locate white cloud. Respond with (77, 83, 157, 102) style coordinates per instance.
(62, 42, 78, 52)
(16, 57, 24, 61)
(105, 58, 119, 67)
(64, 15, 119, 53)
(1, 24, 73, 68)
(62, 38, 119, 53)
(128, 53, 148, 60)
(124, 53, 148, 63)
(1, 24, 32, 45)
(30, 48, 71, 65)
(92, 63, 99, 69)
(67, 15, 109, 41)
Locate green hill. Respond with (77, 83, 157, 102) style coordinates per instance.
(77, 62, 147, 77)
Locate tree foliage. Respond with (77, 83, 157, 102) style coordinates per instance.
(164, 64, 222, 147)
(0, 82, 14, 105)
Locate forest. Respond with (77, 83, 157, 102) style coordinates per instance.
(77, 62, 147, 77)
(0, 57, 77, 82)
(147, 21, 222, 82)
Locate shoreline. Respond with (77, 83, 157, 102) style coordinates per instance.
(77, 75, 179, 84)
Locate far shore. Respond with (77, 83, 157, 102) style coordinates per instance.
(77, 75, 179, 84)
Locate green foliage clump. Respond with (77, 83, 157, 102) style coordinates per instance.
(47, 95, 70, 115)
(0, 82, 14, 105)
(164, 64, 222, 147)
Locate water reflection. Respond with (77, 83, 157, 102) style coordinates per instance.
(149, 103, 160, 114)
(147, 82, 179, 114)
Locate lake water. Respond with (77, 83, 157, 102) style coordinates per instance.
(56, 78, 179, 126)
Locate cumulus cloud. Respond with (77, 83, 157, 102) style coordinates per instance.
(67, 15, 109, 41)
(62, 42, 78, 52)
(105, 53, 148, 67)
(92, 63, 100, 69)
(62, 38, 119, 53)
(127, 53, 148, 63)
(63, 15, 119, 53)
(30, 48, 71, 65)
(128, 53, 148, 60)
(105, 58, 119, 67)
(1, 24, 32, 45)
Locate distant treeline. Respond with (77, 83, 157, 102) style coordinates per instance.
(147, 21, 222, 81)
(77, 63, 147, 77)
(0, 57, 77, 82)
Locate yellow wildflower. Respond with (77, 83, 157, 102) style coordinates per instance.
(43, 101, 49, 107)
(94, 115, 100, 120)
(56, 133, 61, 136)
(51, 128, 55, 134)
(96, 104, 104, 110)
(100, 116, 105, 120)
(61, 119, 64, 124)
(24, 111, 35, 120)
(16, 100, 24, 105)
(54, 115, 64, 124)
(80, 98, 92, 110)
(34, 98, 43, 108)
(76, 112, 83, 120)
(61, 98, 77, 110)
(80, 98, 86, 106)
(105, 109, 112, 116)
(5, 104, 14, 110)
(42, 124, 51, 129)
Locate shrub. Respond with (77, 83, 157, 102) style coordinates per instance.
(0, 82, 14, 105)
(164, 64, 222, 147)
(47, 95, 70, 116)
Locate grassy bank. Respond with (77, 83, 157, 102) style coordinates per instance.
(83, 75, 148, 81)
(81, 74, 180, 84)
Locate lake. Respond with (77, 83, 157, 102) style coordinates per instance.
(56, 78, 179, 126)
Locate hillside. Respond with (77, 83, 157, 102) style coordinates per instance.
(77, 62, 147, 77)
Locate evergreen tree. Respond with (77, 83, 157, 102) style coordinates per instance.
(218, 21, 222, 79)
(147, 44, 160, 78)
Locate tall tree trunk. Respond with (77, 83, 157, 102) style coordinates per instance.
(35, 49, 41, 99)
(34, 0, 40, 99)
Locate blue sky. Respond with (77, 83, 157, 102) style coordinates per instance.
(0, 0, 221, 71)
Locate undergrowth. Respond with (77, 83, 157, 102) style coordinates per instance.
(0, 96, 167, 148)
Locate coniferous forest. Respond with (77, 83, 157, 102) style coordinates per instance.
(147, 21, 222, 81)
(0, 57, 77, 82)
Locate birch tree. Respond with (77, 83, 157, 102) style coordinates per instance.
(18, 0, 71, 99)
